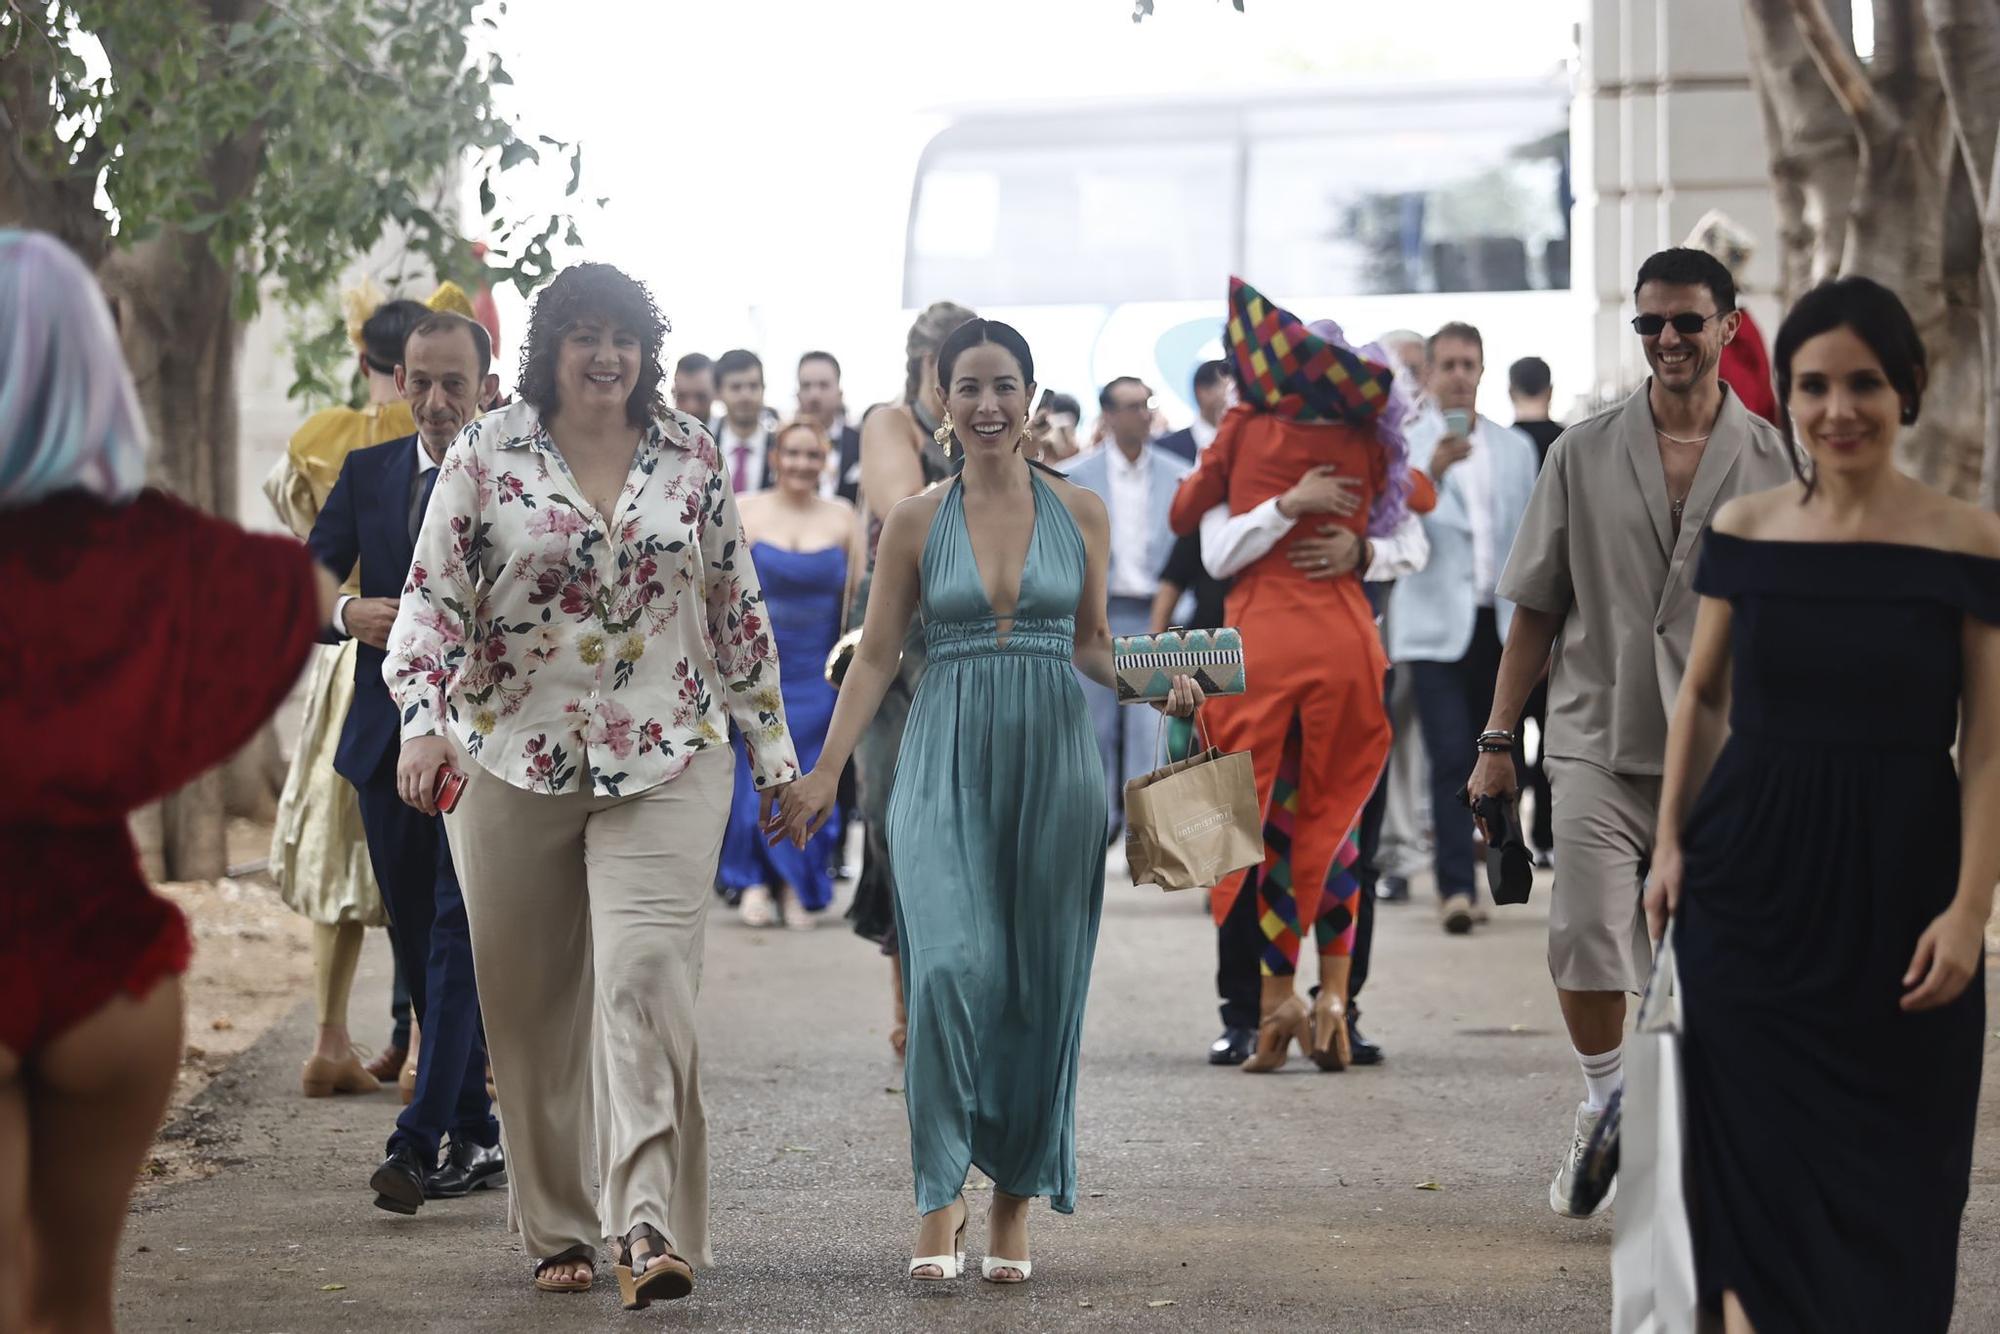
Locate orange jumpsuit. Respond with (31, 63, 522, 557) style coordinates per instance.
(1168, 404, 1393, 953)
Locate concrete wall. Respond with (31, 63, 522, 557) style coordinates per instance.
(1577, 0, 1781, 406)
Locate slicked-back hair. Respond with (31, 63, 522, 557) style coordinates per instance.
(362, 299, 431, 375)
(798, 350, 841, 380)
(937, 318, 1035, 391)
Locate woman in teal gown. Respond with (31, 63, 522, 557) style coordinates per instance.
(776, 319, 1201, 1282)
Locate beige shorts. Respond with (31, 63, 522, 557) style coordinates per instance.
(1545, 757, 1659, 994)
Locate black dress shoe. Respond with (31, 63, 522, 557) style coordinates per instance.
(370, 1144, 429, 1215)
(1208, 1026, 1256, 1066)
(1347, 1008, 1384, 1066)
(426, 1139, 507, 1199)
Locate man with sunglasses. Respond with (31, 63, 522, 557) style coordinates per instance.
(1461, 247, 1794, 1220)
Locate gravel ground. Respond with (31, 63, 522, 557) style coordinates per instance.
(119, 863, 2000, 1332)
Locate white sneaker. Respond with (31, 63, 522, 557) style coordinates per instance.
(1549, 1099, 1616, 1218)
(780, 893, 815, 931)
(738, 885, 775, 928)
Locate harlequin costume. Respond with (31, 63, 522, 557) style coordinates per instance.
(1167, 278, 1415, 1071)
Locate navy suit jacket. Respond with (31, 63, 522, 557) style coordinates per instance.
(1153, 426, 1199, 464)
(308, 433, 430, 787)
(832, 422, 864, 503)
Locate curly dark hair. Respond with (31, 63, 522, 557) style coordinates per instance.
(517, 263, 669, 428)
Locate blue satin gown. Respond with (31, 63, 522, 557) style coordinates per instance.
(719, 541, 847, 911)
(887, 469, 1109, 1215)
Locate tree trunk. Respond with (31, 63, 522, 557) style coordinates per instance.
(1744, 0, 1863, 296)
(102, 232, 254, 881)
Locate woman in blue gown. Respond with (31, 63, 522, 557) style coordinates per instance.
(1647, 278, 2000, 1334)
(718, 421, 862, 928)
(775, 319, 1202, 1284)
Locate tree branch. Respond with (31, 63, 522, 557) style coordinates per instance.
(1924, 0, 2000, 293)
(1786, 0, 1889, 133)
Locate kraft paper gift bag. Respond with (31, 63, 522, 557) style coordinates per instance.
(1123, 715, 1262, 892)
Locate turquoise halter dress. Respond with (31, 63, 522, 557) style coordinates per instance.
(886, 469, 1110, 1215)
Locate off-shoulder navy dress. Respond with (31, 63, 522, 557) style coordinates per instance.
(1677, 531, 1996, 1334)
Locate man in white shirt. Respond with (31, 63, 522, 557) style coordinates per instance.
(1065, 376, 1190, 836)
(713, 348, 774, 494)
(1389, 323, 1540, 935)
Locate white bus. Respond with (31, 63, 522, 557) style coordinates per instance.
(900, 75, 1584, 427)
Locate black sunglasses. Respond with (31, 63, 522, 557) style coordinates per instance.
(1630, 312, 1724, 337)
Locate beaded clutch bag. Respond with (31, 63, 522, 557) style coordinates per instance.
(1112, 627, 1247, 704)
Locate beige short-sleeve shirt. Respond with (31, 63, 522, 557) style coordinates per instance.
(1497, 381, 1793, 775)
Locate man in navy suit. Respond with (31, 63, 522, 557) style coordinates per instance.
(796, 350, 864, 502)
(310, 312, 506, 1214)
(1151, 359, 1233, 464)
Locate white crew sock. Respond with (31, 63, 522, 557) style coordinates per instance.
(1577, 1044, 1624, 1112)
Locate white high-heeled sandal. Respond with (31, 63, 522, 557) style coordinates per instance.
(907, 1198, 967, 1281)
(981, 1255, 1033, 1284)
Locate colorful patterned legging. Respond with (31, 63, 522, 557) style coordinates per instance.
(1252, 721, 1362, 977)
(1170, 716, 1362, 979)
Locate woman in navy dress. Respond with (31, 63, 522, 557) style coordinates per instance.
(1647, 277, 2000, 1334)
(719, 420, 863, 928)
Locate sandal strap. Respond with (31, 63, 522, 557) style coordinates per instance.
(620, 1222, 671, 1267)
(535, 1243, 594, 1275)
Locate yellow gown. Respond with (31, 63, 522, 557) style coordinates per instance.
(262, 400, 414, 927)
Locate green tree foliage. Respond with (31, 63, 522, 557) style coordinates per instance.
(0, 0, 588, 364)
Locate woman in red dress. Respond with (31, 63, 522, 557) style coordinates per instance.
(0, 230, 336, 1330)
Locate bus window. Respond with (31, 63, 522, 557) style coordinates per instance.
(906, 141, 1236, 306)
(1244, 127, 1568, 296)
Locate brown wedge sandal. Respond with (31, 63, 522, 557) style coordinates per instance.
(616, 1223, 695, 1310)
(533, 1243, 595, 1294)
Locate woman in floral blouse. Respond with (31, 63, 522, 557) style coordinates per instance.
(383, 263, 797, 1308)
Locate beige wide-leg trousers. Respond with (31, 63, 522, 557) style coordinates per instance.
(445, 747, 731, 1267)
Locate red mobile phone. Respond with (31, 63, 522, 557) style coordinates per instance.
(433, 764, 467, 814)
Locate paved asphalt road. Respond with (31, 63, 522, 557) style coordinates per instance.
(120, 865, 2000, 1332)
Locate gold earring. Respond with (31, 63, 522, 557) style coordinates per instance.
(1014, 413, 1032, 454)
(934, 412, 955, 458)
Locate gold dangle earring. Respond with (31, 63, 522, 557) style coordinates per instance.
(934, 412, 955, 459)
(1014, 413, 1032, 454)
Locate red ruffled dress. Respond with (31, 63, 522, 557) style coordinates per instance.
(0, 490, 321, 1055)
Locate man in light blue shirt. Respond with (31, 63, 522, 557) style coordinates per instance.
(1387, 323, 1539, 934)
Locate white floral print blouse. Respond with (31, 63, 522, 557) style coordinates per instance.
(384, 398, 799, 797)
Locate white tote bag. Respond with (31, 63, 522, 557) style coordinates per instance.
(1611, 924, 1704, 1334)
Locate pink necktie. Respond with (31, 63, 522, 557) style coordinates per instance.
(731, 444, 749, 492)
